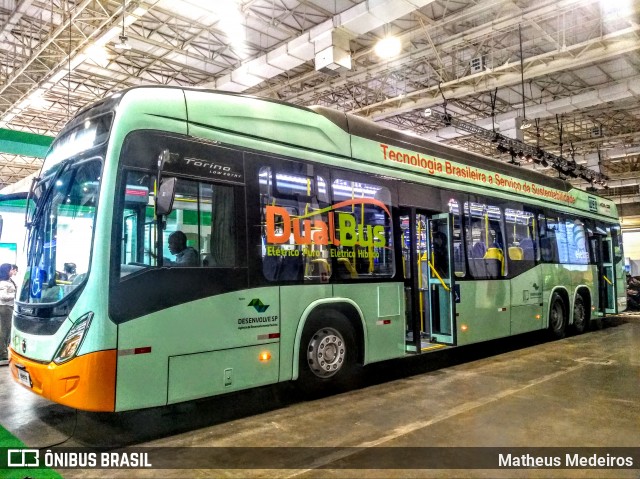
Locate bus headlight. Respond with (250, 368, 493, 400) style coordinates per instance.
(53, 312, 94, 364)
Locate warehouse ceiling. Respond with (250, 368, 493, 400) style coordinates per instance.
(0, 0, 639, 205)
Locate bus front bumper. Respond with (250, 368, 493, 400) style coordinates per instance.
(8, 348, 117, 412)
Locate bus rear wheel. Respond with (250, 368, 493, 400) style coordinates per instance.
(297, 311, 358, 396)
(549, 293, 566, 339)
(571, 293, 587, 334)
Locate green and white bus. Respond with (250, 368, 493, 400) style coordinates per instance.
(8, 87, 625, 411)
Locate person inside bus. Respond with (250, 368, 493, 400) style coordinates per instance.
(519, 237, 535, 261)
(0, 263, 17, 366)
(432, 230, 449, 278)
(471, 241, 486, 258)
(62, 262, 77, 281)
(167, 230, 199, 267)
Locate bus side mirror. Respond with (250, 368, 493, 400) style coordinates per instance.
(156, 177, 176, 216)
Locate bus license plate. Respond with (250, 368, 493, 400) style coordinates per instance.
(18, 369, 32, 388)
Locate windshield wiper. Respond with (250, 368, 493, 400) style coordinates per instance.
(25, 160, 72, 265)
(27, 160, 71, 231)
(24, 175, 41, 230)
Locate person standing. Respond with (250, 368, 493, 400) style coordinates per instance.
(0, 263, 16, 366)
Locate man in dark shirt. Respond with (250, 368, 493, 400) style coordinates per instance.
(167, 231, 198, 266)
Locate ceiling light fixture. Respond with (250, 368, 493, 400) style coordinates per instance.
(374, 36, 401, 59)
(114, 0, 131, 51)
(114, 34, 131, 51)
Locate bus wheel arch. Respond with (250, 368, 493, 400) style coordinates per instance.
(313, 302, 365, 364)
(548, 289, 569, 339)
(571, 288, 591, 334)
(294, 302, 365, 395)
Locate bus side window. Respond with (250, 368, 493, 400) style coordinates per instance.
(539, 214, 560, 263)
(565, 218, 589, 265)
(330, 178, 394, 279)
(505, 208, 536, 276)
(118, 171, 240, 275)
(160, 178, 202, 267)
(119, 171, 155, 275)
(259, 164, 331, 283)
(202, 184, 236, 268)
(448, 198, 465, 278)
(465, 201, 505, 279)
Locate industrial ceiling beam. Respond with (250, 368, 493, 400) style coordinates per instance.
(355, 28, 640, 119)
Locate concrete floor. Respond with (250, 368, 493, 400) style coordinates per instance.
(1, 315, 638, 479)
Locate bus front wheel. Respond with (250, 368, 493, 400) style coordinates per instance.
(549, 293, 566, 339)
(297, 311, 358, 396)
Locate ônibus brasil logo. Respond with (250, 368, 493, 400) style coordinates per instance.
(7, 449, 39, 467)
(248, 299, 269, 313)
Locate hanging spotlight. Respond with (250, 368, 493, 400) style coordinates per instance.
(532, 153, 549, 167)
(114, 34, 131, 50)
(114, 0, 131, 51)
(508, 148, 520, 165)
(425, 100, 608, 183)
(559, 160, 573, 172)
(520, 118, 532, 130)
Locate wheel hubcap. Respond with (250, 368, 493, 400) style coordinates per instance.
(307, 327, 346, 378)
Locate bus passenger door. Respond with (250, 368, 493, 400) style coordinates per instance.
(400, 209, 427, 352)
(601, 236, 617, 314)
(427, 214, 456, 345)
(592, 234, 616, 314)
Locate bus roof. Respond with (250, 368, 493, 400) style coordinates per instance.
(67, 86, 617, 219)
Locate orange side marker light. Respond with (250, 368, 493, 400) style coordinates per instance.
(259, 352, 271, 362)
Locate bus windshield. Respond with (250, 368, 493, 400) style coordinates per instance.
(20, 159, 102, 304)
